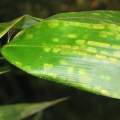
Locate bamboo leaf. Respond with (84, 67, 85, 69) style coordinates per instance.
(1, 11, 120, 99)
(0, 98, 66, 120)
(0, 15, 43, 38)
(0, 66, 9, 75)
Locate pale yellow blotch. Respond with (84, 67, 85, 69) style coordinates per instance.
(97, 42, 110, 48)
(52, 47, 61, 53)
(100, 89, 110, 96)
(71, 22, 81, 27)
(48, 72, 57, 78)
(60, 45, 72, 55)
(76, 23, 91, 29)
(74, 23, 105, 30)
(79, 68, 87, 76)
(100, 50, 109, 55)
(108, 24, 118, 30)
(53, 38, 59, 42)
(78, 51, 88, 56)
(44, 63, 53, 69)
(73, 46, 79, 50)
(94, 86, 110, 96)
(68, 67, 74, 73)
(107, 25, 120, 34)
(48, 20, 60, 28)
(44, 47, 51, 52)
(92, 12, 100, 15)
(87, 41, 110, 48)
(112, 45, 120, 50)
(92, 24, 105, 29)
(15, 61, 22, 66)
(101, 31, 113, 38)
(24, 66, 31, 71)
(75, 39, 85, 45)
(79, 69, 91, 83)
(67, 34, 78, 39)
(109, 57, 118, 63)
(87, 47, 97, 53)
(62, 45, 71, 49)
(95, 54, 107, 60)
(113, 51, 120, 58)
(59, 60, 68, 65)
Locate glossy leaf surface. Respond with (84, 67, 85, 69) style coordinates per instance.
(2, 11, 120, 99)
(0, 98, 65, 120)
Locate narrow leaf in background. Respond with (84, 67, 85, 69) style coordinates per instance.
(0, 15, 43, 39)
(0, 98, 66, 120)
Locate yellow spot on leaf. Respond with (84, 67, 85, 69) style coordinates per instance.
(68, 67, 74, 73)
(73, 46, 79, 50)
(92, 24, 105, 29)
(59, 60, 68, 65)
(95, 54, 107, 60)
(94, 86, 110, 96)
(109, 57, 118, 63)
(79, 68, 87, 76)
(53, 38, 59, 42)
(24, 66, 31, 71)
(62, 45, 71, 49)
(15, 61, 22, 66)
(44, 63, 53, 69)
(87, 47, 97, 53)
(52, 48, 61, 53)
(44, 47, 51, 52)
(101, 31, 113, 38)
(112, 45, 120, 50)
(67, 34, 78, 39)
(92, 12, 100, 15)
(75, 40, 85, 45)
(100, 89, 110, 96)
(47, 72, 57, 78)
(113, 51, 120, 58)
(48, 20, 59, 28)
(87, 41, 110, 48)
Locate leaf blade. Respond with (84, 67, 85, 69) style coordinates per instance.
(2, 11, 120, 99)
(0, 98, 66, 120)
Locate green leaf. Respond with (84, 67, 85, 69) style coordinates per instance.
(0, 98, 66, 120)
(0, 66, 9, 75)
(48, 10, 120, 24)
(0, 15, 43, 38)
(1, 11, 120, 99)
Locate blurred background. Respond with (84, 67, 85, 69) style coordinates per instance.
(0, 0, 120, 22)
(0, 0, 120, 120)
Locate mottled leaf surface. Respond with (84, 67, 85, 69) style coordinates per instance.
(49, 10, 120, 24)
(0, 98, 65, 120)
(2, 11, 120, 99)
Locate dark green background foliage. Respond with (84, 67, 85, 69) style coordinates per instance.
(0, 0, 120, 120)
